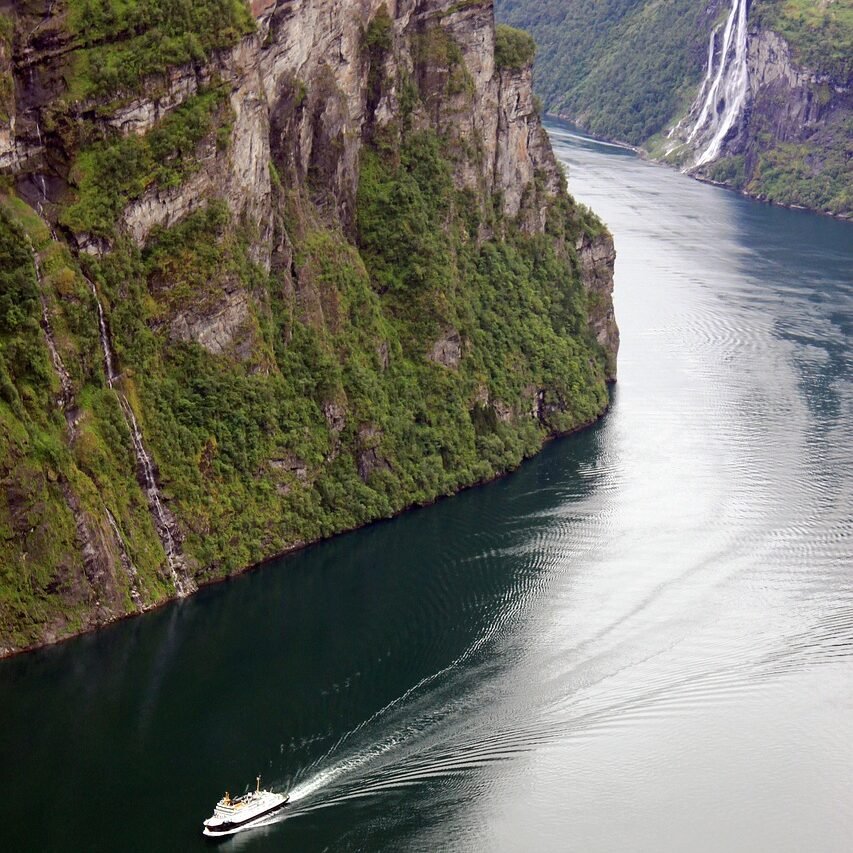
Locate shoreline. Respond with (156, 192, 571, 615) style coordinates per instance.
(545, 112, 852, 224)
(0, 401, 611, 661)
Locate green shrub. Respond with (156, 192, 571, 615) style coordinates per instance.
(65, 0, 255, 99)
(495, 24, 536, 70)
(61, 89, 230, 237)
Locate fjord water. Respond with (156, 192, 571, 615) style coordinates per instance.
(2, 124, 851, 853)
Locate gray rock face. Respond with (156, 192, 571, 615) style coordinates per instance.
(323, 401, 347, 434)
(747, 29, 841, 135)
(429, 329, 463, 369)
(576, 232, 619, 380)
(169, 283, 254, 359)
(269, 454, 309, 481)
(2, 1, 571, 251)
(357, 424, 391, 482)
(738, 27, 852, 168)
(118, 38, 274, 267)
(495, 64, 563, 228)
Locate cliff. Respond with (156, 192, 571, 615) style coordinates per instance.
(497, 0, 852, 218)
(0, 1, 617, 655)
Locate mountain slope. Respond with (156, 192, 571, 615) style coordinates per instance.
(497, 0, 853, 217)
(0, 1, 617, 655)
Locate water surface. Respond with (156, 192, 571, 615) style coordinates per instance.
(1, 122, 851, 852)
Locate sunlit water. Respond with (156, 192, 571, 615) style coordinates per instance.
(1, 123, 851, 852)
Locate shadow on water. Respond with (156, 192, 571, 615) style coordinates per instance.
(727, 199, 852, 427)
(0, 411, 615, 852)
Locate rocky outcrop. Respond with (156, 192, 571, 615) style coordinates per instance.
(429, 328, 463, 369)
(357, 424, 391, 482)
(169, 282, 255, 359)
(737, 27, 852, 178)
(495, 63, 563, 228)
(576, 232, 618, 380)
(745, 27, 851, 142)
(4, 1, 573, 243)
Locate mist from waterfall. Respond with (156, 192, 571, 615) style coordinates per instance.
(685, 0, 749, 167)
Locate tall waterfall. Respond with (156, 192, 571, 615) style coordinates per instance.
(685, 0, 749, 167)
(87, 275, 193, 597)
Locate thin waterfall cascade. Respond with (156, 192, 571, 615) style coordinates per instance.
(86, 275, 194, 597)
(681, 0, 750, 167)
(32, 119, 48, 200)
(106, 509, 143, 609)
(31, 230, 147, 605)
(29, 242, 76, 424)
(89, 276, 117, 386)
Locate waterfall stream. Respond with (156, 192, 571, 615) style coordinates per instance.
(31, 240, 145, 600)
(683, 0, 750, 167)
(106, 509, 143, 609)
(29, 242, 75, 422)
(86, 275, 193, 597)
(33, 120, 48, 201)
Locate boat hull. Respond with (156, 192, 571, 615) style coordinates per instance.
(202, 796, 289, 838)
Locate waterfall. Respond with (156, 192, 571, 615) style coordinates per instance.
(689, 22, 722, 135)
(106, 509, 143, 609)
(685, 0, 749, 167)
(33, 240, 144, 602)
(90, 277, 118, 386)
(86, 275, 193, 597)
(29, 242, 75, 423)
(33, 119, 48, 200)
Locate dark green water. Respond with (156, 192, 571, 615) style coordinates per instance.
(1, 124, 851, 852)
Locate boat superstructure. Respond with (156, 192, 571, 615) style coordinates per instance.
(202, 776, 288, 838)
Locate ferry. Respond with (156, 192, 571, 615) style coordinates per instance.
(202, 776, 289, 838)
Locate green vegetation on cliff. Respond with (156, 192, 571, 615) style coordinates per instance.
(708, 115, 853, 216)
(62, 88, 231, 236)
(68, 122, 608, 579)
(753, 0, 853, 80)
(496, 0, 711, 144)
(0, 198, 170, 649)
(494, 24, 536, 70)
(0, 3, 614, 651)
(66, 0, 255, 99)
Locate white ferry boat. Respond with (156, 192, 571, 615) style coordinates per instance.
(202, 776, 289, 838)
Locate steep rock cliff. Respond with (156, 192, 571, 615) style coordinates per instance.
(0, 0, 617, 655)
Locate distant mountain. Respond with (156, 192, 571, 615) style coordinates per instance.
(497, 0, 853, 217)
